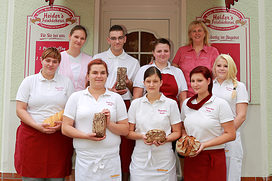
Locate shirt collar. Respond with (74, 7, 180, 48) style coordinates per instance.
(213, 78, 232, 85)
(142, 93, 166, 104)
(151, 62, 171, 70)
(38, 71, 58, 82)
(106, 48, 126, 60)
(187, 45, 208, 53)
(83, 87, 111, 97)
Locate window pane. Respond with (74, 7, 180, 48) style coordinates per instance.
(124, 32, 139, 52)
(141, 32, 156, 52)
(140, 54, 153, 66)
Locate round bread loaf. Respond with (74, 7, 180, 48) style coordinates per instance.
(176, 136, 200, 156)
(145, 129, 166, 143)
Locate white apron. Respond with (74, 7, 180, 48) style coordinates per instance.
(226, 131, 243, 181)
(75, 149, 121, 181)
(130, 140, 177, 181)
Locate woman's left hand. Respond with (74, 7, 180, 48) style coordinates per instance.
(153, 138, 167, 146)
(102, 109, 111, 126)
(193, 142, 205, 156)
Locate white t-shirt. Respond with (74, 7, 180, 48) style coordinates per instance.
(128, 93, 181, 136)
(16, 72, 74, 124)
(64, 88, 128, 153)
(212, 79, 249, 116)
(93, 49, 140, 100)
(181, 95, 234, 150)
(133, 62, 188, 96)
(68, 53, 82, 83)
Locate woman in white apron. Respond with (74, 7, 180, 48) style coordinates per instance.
(212, 54, 249, 181)
(62, 59, 129, 181)
(127, 66, 182, 181)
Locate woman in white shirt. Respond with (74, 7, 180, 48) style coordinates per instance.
(62, 59, 129, 181)
(58, 25, 92, 91)
(15, 47, 74, 181)
(181, 66, 236, 181)
(212, 54, 248, 181)
(127, 66, 181, 181)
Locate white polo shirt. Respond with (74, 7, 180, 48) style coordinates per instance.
(212, 79, 249, 116)
(16, 72, 74, 124)
(64, 88, 128, 153)
(93, 49, 140, 100)
(133, 62, 188, 95)
(128, 93, 181, 136)
(181, 95, 234, 150)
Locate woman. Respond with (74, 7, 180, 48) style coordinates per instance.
(15, 47, 74, 181)
(61, 59, 129, 181)
(128, 67, 182, 181)
(172, 20, 219, 97)
(58, 25, 92, 91)
(212, 54, 248, 181)
(180, 66, 236, 181)
(133, 38, 187, 108)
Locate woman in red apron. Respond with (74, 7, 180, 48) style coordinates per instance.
(15, 47, 74, 181)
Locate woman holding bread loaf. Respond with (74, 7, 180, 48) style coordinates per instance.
(62, 59, 129, 181)
(127, 66, 182, 181)
(179, 66, 236, 181)
(212, 54, 248, 181)
(15, 47, 74, 181)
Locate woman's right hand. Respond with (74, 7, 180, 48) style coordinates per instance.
(143, 135, 153, 145)
(37, 123, 59, 134)
(86, 133, 106, 141)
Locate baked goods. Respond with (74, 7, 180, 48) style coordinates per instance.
(145, 129, 166, 143)
(92, 113, 107, 138)
(115, 67, 127, 90)
(176, 136, 200, 156)
(43, 110, 64, 127)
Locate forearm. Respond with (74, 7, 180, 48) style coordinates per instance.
(166, 131, 181, 142)
(16, 108, 39, 130)
(234, 115, 246, 130)
(133, 87, 144, 99)
(203, 132, 236, 149)
(127, 130, 144, 140)
(126, 80, 133, 94)
(61, 124, 89, 139)
(107, 120, 129, 136)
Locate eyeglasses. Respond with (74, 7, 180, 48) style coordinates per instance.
(109, 36, 125, 41)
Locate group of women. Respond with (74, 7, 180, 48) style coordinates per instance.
(15, 20, 248, 181)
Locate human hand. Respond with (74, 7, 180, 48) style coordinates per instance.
(86, 133, 106, 141)
(110, 82, 128, 95)
(143, 135, 153, 145)
(153, 137, 167, 146)
(37, 123, 58, 134)
(102, 109, 111, 126)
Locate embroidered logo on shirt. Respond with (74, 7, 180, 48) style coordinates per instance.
(106, 101, 114, 106)
(158, 109, 167, 114)
(205, 107, 214, 112)
(226, 86, 233, 91)
(55, 86, 64, 91)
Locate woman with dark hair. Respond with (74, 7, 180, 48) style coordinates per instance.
(58, 25, 92, 91)
(128, 66, 181, 181)
(180, 66, 236, 181)
(62, 59, 129, 181)
(133, 38, 187, 108)
(172, 20, 219, 97)
(15, 47, 74, 181)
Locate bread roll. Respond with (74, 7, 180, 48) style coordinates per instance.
(92, 113, 107, 138)
(145, 129, 166, 143)
(176, 136, 200, 156)
(115, 67, 127, 90)
(43, 110, 64, 127)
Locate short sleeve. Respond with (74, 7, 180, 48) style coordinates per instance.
(16, 77, 31, 103)
(175, 68, 188, 93)
(218, 98, 234, 124)
(64, 92, 79, 120)
(133, 65, 150, 88)
(169, 100, 181, 125)
(236, 82, 249, 104)
(180, 99, 188, 121)
(66, 79, 75, 97)
(115, 94, 128, 122)
(128, 99, 138, 124)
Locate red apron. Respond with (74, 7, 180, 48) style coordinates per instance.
(14, 122, 74, 178)
(120, 100, 135, 173)
(184, 149, 226, 181)
(160, 74, 179, 103)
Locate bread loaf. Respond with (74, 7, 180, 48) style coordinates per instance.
(43, 110, 64, 127)
(92, 113, 107, 138)
(145, 129, 166, 143)
(115, 67, 127, 90)
(176, 136, 200, 156)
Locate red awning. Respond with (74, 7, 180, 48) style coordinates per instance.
(225, 0, 239, 10)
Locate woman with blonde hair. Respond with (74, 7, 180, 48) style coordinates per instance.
(212, 54, 248, 181)
(172, 20, 219, 98)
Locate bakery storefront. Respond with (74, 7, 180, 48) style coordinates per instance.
(0, 0, 271, 180)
